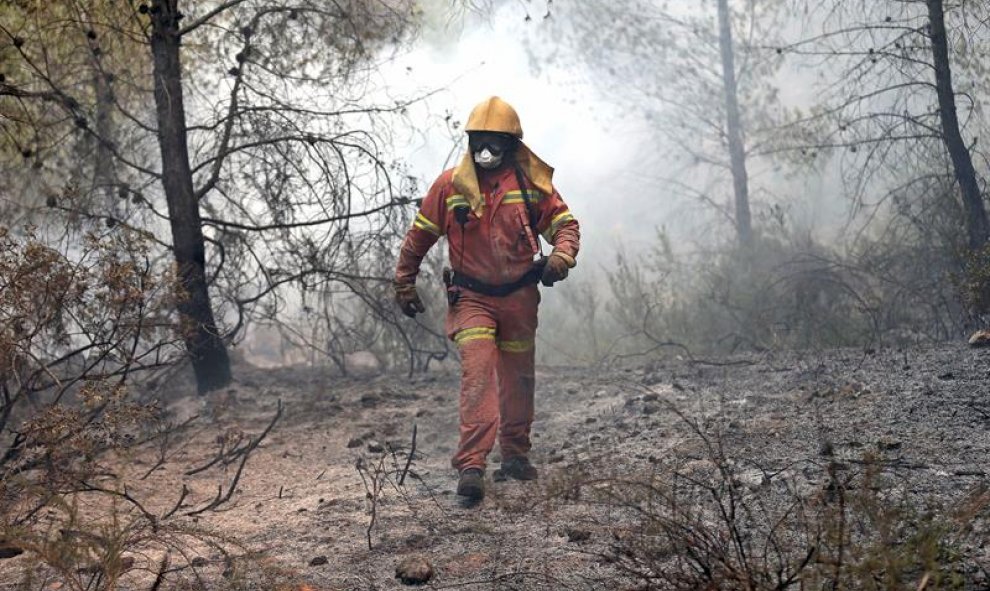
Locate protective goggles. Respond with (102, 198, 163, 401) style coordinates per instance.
(468, 132, 516, 155)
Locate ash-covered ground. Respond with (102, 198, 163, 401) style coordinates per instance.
(2, 343, 988, 589)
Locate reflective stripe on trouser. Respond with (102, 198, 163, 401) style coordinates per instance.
(447, 285, 538, 472)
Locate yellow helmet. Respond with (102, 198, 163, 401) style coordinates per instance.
(465, 96, 523, 138)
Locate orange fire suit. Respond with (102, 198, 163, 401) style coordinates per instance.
(395, 165, 580, 472)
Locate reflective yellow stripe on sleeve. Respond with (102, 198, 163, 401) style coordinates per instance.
(453, 326, 497, 346)
(413, 212, 441, 236)
(549, 210, 575, 236)
(497, 338, 535, 353)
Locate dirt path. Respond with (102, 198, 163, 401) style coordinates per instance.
(3, 344, 989, 589)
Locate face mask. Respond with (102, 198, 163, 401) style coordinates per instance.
(474, 148, 503, 169)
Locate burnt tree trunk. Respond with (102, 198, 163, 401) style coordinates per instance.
(717, 0, 753, 249)
(927, 0, 989, 251)
(149, 0, 231, 393)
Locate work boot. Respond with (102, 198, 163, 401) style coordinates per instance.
(493, 456, 538, 482)
(456, 468, 485, 500)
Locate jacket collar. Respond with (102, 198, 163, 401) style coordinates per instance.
(452, 142, 554, 215)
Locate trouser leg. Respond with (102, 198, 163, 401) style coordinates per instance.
(494, 286, 539, 460)
(451, 334, 499, 472)
(497, 345, 535, 460)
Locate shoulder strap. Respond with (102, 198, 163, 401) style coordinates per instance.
(512, 160, 545, 257)
(512, 161, 539, 233)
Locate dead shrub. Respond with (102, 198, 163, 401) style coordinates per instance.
(600, 222, 978, 364)
(956, 243, 990, 320)
(549, 400, 988, 590)
(0, 226, 289, 589)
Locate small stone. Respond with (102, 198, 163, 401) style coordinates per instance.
(839, 382, 863, 397)
(642, 374, 663, 386)
(403, 533, 430, 549)
(360, 393, 381, 407)
(584, 417, 597, 424)
(367, 440, 385, 453)
(878, 438, 902, 451)
(565, 527, 591, 543)
(346, 437, 362, 448)
(642, 393, 659, 402)
(190, 557, 208, 568)
(642, 403, 660, 415)
(395, 555, 434, 585)
(818, 440, 834, 457)
(309, 555, 328, 566)
(969, 329, 990, 348)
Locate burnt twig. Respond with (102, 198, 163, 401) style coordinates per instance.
(398, 423, 417, 486)
(186, 400, 282, 516)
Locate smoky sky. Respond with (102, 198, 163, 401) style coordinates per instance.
(380, 2, 662, 260)
(380, 1, 851, 264)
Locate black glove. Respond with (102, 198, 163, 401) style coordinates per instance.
(394, 282, 425, 318)
(541, 252, 572, 286)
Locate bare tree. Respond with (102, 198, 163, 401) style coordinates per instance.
(1, 1, 421, 392)
(779, 0, 989, 251)
(717, 0, 753, 247)
(771, 0, 990, 320)
(149, 0, 230, 392)
(926, 0, 989, 250)
(542, 0, 790, 248)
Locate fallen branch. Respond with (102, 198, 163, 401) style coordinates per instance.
(161, 485, 189, 520)
(185, 432, 248, 476)
(186, 400, 282, 516)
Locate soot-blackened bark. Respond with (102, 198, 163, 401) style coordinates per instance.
(150, 0, 231, 393)
(927, 0, 989, 251)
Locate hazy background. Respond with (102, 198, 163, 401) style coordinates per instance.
(3, 0, 987, 372)
(387, 1, 681, 256)
(388, 1, 845, 265)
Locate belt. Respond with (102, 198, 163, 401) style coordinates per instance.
(443, 259, 547, 297)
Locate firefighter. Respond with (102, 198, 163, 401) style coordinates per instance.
(394, 96, 580, 501)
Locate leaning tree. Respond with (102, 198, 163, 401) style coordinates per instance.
(778, 0, 990, 317)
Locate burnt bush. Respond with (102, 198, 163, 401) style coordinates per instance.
(546, 400, 987, 590)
